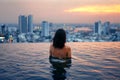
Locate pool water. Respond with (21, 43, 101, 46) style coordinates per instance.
(0, 42, 120, 80)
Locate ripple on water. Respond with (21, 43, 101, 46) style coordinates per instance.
(0, 42, 120, 80)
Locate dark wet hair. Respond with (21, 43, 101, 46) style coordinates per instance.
(53, 29, 66, 49)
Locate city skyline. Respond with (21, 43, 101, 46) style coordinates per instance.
(0, 0, 120, 24)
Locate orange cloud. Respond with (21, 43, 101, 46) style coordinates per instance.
(65, 5, 120, 13)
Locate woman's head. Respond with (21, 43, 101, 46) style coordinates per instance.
(53, 29, 66, 49)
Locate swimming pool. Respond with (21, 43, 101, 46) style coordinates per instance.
(0, 42, 120, 80)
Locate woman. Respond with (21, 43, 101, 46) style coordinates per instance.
(49, 29, 71, 61)
(49, 29, 71, 80)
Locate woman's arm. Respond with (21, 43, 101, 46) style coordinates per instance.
(49, 45, 52, 56)
(67, 47, 71, 58)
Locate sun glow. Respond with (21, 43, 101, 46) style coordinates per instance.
(65, 5, 120, 13)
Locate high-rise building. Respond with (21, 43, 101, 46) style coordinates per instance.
(18, 15, 33, 33)
(103, 22, 110, 35)
(41, 21, 49, 37)
(19, 15, 28, 33)
(49, 23, 53, 27)
(1, 24, 6, 34)
(94, 21, 102, 35)
(28, 15, 33, 33)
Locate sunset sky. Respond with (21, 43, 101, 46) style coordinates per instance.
(0, 0, 120, 24)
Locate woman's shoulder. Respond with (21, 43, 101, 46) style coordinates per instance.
(65, 45, 71, 50)
(50, 44, 71, 50)
(50, 44, 54, 48)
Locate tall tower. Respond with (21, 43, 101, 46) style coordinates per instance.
(41, 21, 49, 37)
(103, 22, 110, 35)
(28, 15, 33, 33)
(94, 21, 102, 35)
(18, 15, 28, 33)
(18, 15, 33, 33)
(1, 24, 6, 35)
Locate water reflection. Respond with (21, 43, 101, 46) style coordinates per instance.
(49, 56, 71, 80)
(0, 42, 120, 80)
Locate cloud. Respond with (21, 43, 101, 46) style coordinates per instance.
(65, 5, 120, 13)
